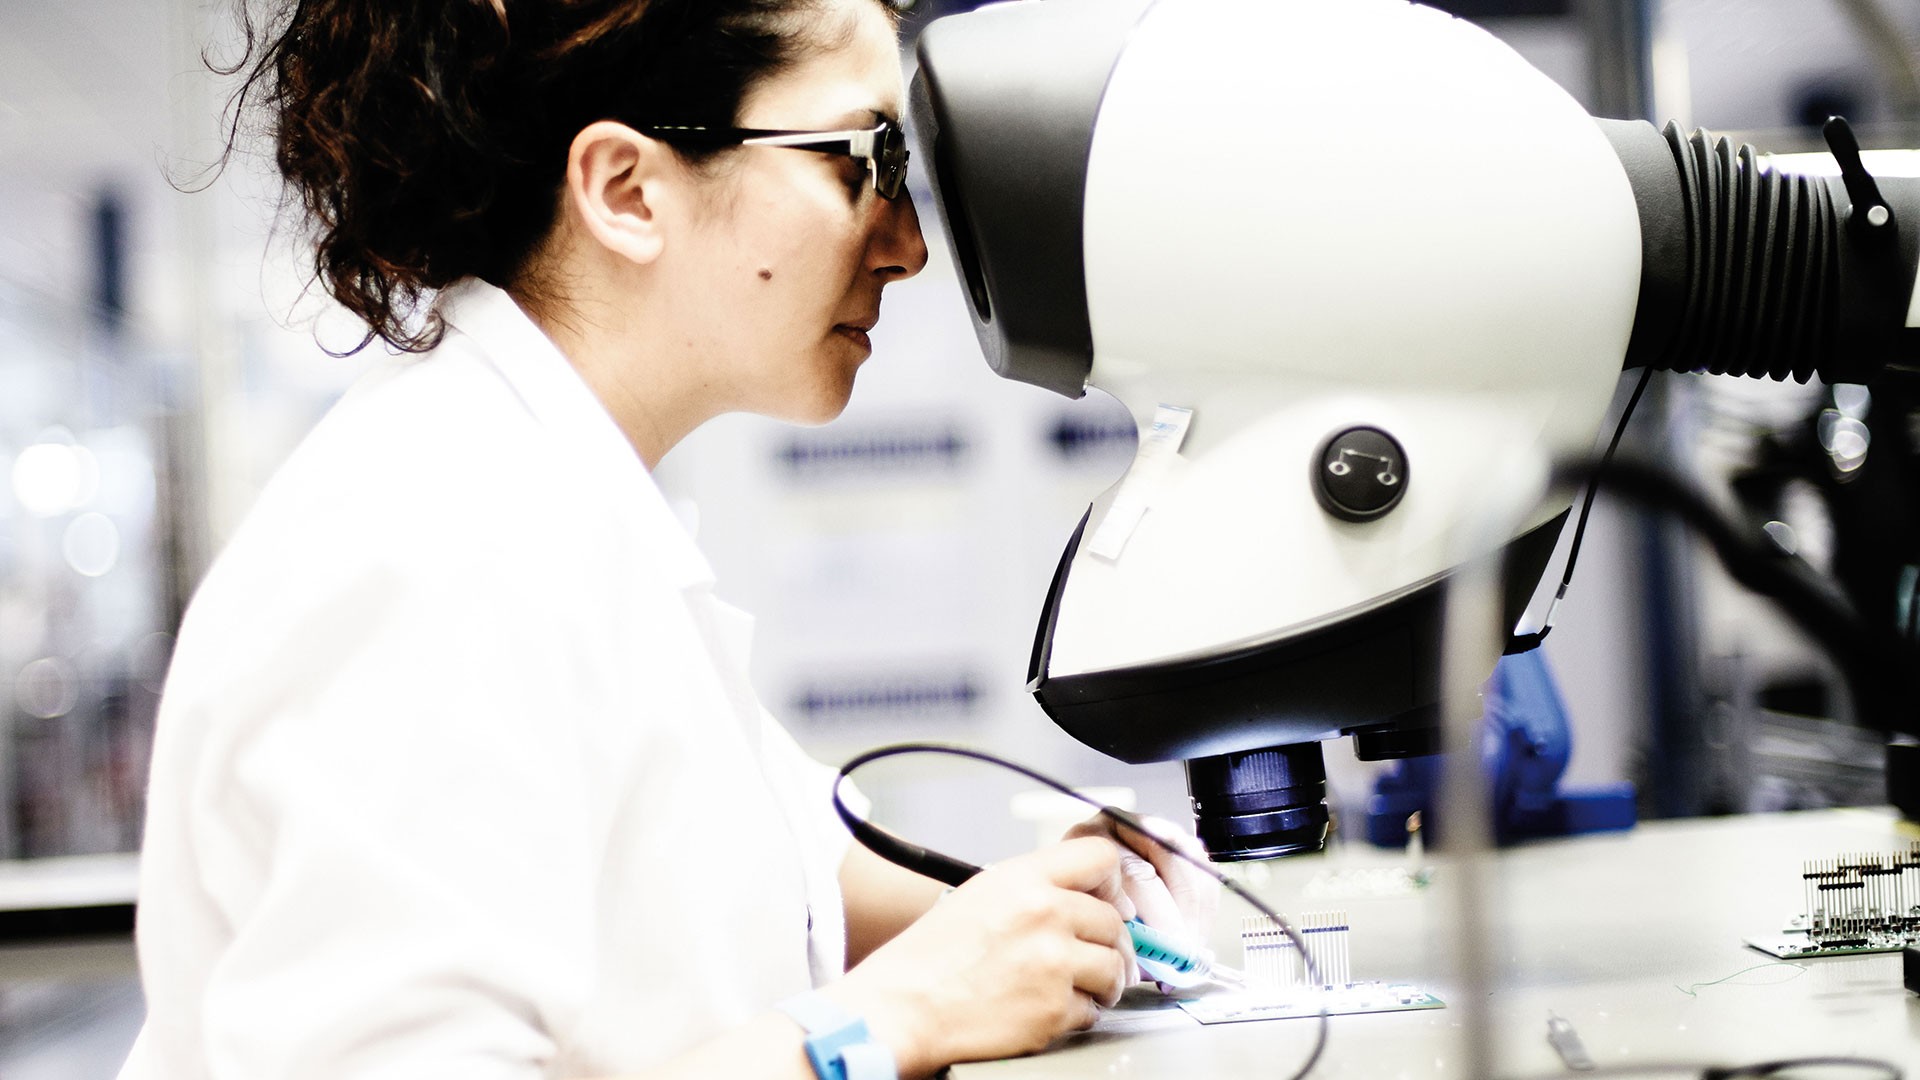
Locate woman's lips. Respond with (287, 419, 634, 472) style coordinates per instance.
(835, 325, 872, 350)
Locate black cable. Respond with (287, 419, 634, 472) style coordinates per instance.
(1707, 1057, 1903, 1080)
(831, 742, 1330, 1079)
(1508, 365, 1656, 654)
(1563, 366, 1657, 594)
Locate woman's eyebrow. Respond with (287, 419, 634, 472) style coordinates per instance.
(821, 106, 896, 128)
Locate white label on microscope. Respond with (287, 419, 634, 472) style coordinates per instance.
(1086, 404, 1192, 562)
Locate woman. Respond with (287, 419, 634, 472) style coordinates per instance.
(122, 0, 1216, 1078)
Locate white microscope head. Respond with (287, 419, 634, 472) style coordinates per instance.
(911, 0, 1918, 859)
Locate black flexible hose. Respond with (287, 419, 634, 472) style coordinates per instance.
(1538, 456, 1918, 737)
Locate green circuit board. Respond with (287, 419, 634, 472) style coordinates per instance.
(1747, 843, 1920, 960)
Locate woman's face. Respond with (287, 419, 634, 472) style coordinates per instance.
(672, 0, 929, 425)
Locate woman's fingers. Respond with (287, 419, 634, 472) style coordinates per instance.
(1127, 817, 1220, 939)
(1064, 814, 1219, 943)
(1037, 836, 1137, 922)
(1117, 847, 1187, 945)
(1067, 938, 1133, 1008)
(1054, 888, 1131, 950)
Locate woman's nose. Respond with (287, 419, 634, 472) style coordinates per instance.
(870, 191, 929, 281)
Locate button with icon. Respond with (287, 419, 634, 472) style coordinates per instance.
(1314, 426, 1408, 521)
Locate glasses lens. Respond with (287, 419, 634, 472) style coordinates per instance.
(877, 124, 909, 199)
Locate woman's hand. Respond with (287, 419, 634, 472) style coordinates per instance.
(1063, 812, 1221, 978)
(825, 837, 1136, 1078)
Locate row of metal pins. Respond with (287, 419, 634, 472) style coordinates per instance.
(1800, 843, 1920, 942)
(1240, 911, 1351, 991)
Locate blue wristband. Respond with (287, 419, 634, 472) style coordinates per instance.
(775, 991, 898, 1080)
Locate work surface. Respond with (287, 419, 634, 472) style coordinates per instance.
(954, 808, 1920, 1078)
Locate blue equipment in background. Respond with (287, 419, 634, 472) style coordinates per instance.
(1365, 651, 1638, 847)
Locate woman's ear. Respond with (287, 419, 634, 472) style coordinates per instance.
(564, 120, 678, 265)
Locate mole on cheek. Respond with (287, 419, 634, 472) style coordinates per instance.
(758, 268, 774, 282)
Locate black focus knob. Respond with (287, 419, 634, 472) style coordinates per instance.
(1313, 426, 1407, 521)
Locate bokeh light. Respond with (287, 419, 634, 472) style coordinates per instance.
(63, 512, 120, 577)
(16, 657, 79, 720)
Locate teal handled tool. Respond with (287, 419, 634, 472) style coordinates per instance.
(1126, 916, 1246, 991)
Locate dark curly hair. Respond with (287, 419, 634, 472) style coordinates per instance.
(217, 0, 895, 354)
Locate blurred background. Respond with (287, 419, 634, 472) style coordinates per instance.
(2, 0, 1918, 1074)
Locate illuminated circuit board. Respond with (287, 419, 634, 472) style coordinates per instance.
(1178, 912, 1445, 1025)
(1745, 843, 1920, 959)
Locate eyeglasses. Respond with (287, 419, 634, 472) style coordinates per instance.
(639, 119, 911, 201)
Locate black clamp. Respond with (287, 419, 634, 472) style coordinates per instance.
(1823, 116, 1896, 241)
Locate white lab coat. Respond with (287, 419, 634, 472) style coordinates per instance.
(120, 281, 855, 1079)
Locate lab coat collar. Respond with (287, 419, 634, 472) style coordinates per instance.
(437, 279, 716, 592)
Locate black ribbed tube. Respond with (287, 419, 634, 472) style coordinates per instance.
(1657, 123, 1840, 383)
(1605, 118, 1920, 385)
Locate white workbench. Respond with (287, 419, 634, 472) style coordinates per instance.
(953, 808, 1920, 1077)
